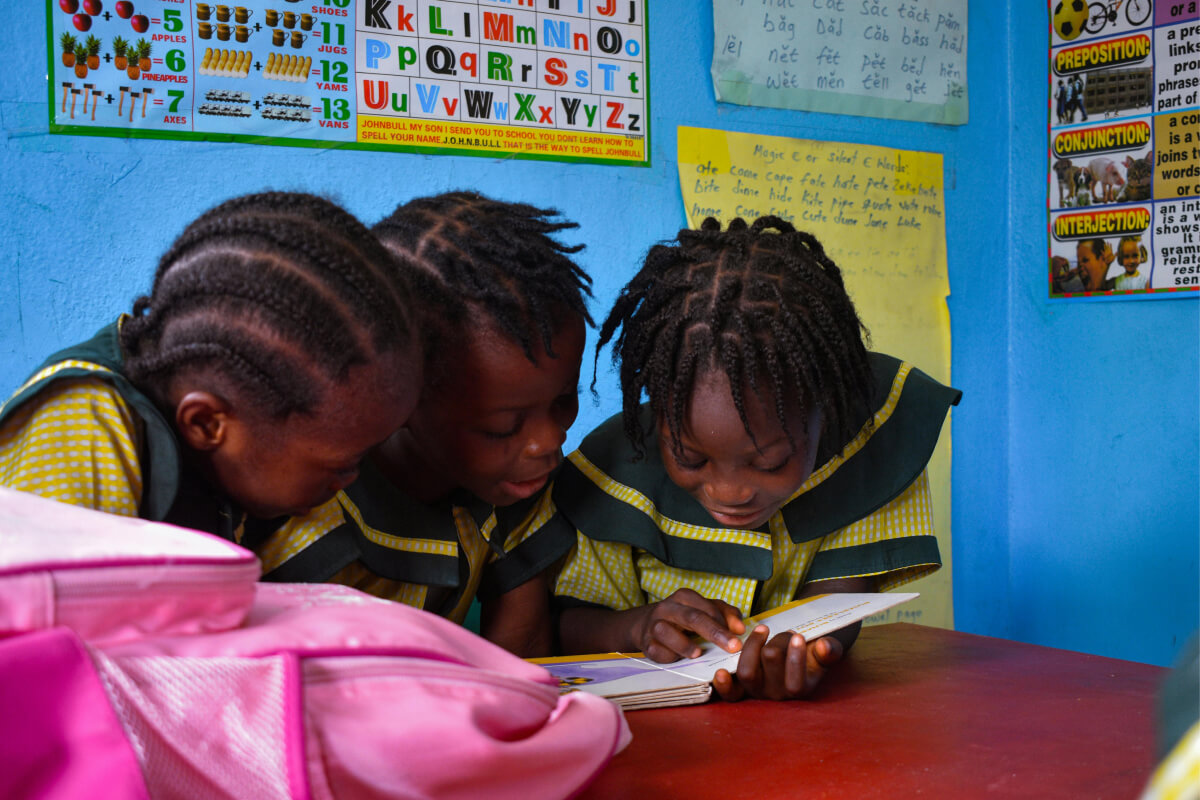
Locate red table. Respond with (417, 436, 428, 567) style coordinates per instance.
(579, 623, 1166, 799)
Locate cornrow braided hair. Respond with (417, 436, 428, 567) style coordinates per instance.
(597, 216, 874, 460)
(372, 191, 593, 368)
(120, 191, 415, 418)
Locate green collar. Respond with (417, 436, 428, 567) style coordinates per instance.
(1, 320, 182, 522)
(553, 353, 960, 580)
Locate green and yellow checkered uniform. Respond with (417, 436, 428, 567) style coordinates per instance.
(0, 321, 244, 538)
(252, 457, 575, 623)
(1, 323, 573, 622)
(552, 354, 961, 617)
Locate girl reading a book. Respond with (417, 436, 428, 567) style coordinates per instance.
(550, 217, 960, 700)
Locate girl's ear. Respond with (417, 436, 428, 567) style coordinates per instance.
(175, 391, 233, 452)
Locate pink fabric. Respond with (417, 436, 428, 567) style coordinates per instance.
(1, 489, 631, 798)
(303, 658, 628, 800)
(0, 628, 149, 800)
(101, 584, 631, 800)
(105, 584, 555, 682)
(0, 572, 53, 631)
(0, 488, 259, 645)
(90, 649, 298, 800)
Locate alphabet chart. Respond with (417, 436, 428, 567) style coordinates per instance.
(1047, 1, 1199, 300)
(46, 0, 649, 166)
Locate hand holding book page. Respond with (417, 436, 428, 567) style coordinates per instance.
(535, 593, 918, 710)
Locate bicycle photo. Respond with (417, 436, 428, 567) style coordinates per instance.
(1085, 0, 1153, 35)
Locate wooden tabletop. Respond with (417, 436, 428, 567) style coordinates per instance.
(578, 623, 1166, 799)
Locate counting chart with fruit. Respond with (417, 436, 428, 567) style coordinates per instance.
(46, 0, 649, 166)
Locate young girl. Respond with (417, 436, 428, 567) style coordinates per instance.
(253, 191, 592, 656)
(552, 217, 960, 700)
(1113, 235, 1149, 291)
(0, 192, 422, 538)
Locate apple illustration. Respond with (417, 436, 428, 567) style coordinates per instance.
(115, 0, 133, 18)
(83, 0, 102, 14)
(130, 14, 149, 32)
(72, 13, 92, 31)
(60, 0, 79, 13)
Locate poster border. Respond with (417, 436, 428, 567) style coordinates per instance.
(43, 0, 652, 169)
(1044, 2, 1199, 303)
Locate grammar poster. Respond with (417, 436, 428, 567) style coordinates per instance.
(711, 0, 967, 124)
(46, 0, 649, 166)
(1048, 1, 1199, 299)
(677, 126, 955, 631)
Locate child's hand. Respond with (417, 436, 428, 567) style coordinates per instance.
(631, 588, 746, 662)
(711, 626, 845, 701)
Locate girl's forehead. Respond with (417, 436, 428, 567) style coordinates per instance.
(683, 369, 815, 435)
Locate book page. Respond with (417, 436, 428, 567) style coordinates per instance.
(536, 593, 917, 702)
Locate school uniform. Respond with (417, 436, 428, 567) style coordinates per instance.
(251, 457, 575, 623)
(0, 319, 245, 538)
(551, 354, 962, 617)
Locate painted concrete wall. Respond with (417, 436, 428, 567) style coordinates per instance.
(1000, 4, 1198, 666)
(1, 2, 1195, 666)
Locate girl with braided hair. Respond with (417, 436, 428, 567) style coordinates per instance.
(0, 191, 422, 539)
(254, 191, 592, 656)
(552, 216, 960, 700)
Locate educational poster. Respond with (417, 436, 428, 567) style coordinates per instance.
(710, 0, 967, 124)
(45, 0, 649, 166)
(1048, 1, 1199, 299)
(677, 126, 955, 631)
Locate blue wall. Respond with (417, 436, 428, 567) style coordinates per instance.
(1, 2, 1195, 666)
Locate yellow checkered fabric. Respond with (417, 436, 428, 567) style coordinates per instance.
(255, 486, 558, 623)
(0, 364, 143, 517)
(554, 470, 937, 618)
(1140, 721, 1200, 800)
(566, 449, 768, 551)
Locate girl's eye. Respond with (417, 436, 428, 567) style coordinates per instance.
(674, 455, 707, 471)
(481, 421, 521, 440)
(756, 457, 791, 474)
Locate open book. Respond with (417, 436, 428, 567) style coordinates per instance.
(532, 592, 917, 710)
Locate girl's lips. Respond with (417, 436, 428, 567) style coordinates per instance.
(706, 507, 766, 528)
(499, 473, 550, 500)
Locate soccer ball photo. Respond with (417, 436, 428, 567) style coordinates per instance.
(1053, 0, 1089, 41)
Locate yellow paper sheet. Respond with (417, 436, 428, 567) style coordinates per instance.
(677, 126, 955, 629)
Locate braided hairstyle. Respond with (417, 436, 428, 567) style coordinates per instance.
(120, 191, 416, 418)
(598, 216, 873, 460)
(372, 191, 592, 376)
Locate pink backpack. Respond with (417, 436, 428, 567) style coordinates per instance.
(0, 488, 630, 800)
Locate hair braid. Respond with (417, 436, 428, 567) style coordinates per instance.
(373, 191, 592, 370)
(598, 216, 873, 459)
(120, 191, 416, 419)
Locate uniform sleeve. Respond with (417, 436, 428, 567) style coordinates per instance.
(805, 469, 942, 591)
(0, 378, 143, 517)
(553, 532, 647, 611)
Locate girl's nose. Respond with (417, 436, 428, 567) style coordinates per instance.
(703, 476, 754, 507)
(523, 414, 567, 458)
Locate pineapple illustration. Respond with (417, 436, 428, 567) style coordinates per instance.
(85, 35, 101, 70)
(60, 32, 77, 67)
(112, 36, 128, 71)
(73, 43, 89, 78)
